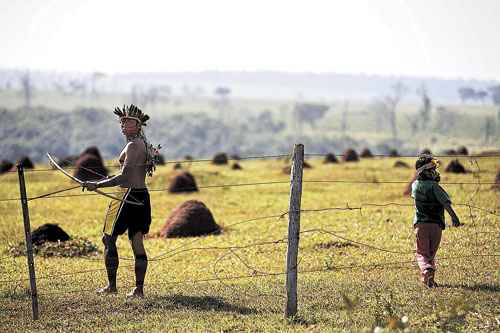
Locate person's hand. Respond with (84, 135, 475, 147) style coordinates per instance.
(83, 181, 98, 192)
(452, 216, 461, 227)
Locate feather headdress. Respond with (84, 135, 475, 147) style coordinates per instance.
(113, 104, 162, 176)
(113, 104, 150, 126)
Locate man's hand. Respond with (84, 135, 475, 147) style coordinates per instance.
(452, 216, 461, 227)
(83, 181, 98, 192)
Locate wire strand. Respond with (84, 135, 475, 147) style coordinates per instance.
(33, 253, 499, 297)
(2, 178, 497, 202)
(2, 153, 293, 173)
(3, 152, 499, 174)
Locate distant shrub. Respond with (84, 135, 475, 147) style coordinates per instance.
(74, 154, 108, 181)
(456, 146, 468, 155)
(57, 155, 79, 168)
(388, 149, 399, 157)
(360, 148, 374, 158)
(8, 237, 99, 258)
(0, 160, 13, 174)
(229, 154, 241, 161)
(231, 162, 242, 170)
(393, 161, 410, 168)
(160, 200, 220, 237)
(343, 149, 359, 162)
(445, 159, 467, 173)
(443, 149, 457, 155)
(81, 146, 103, 161)
(31, 223, 70, 245)
(212, 153, 228, 165)
(156, 154, 165, 165)
(16, 156, 34, 169)
(168, 172, 198, 193)
(324, 153, 339, 163)
(420, 148, 432, 155)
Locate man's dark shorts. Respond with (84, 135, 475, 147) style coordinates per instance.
(103, 188, 151, 239)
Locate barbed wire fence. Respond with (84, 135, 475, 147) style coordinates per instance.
(0, 146, 498, 321)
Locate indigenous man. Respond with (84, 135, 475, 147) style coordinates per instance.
(83, 104, 160, 297)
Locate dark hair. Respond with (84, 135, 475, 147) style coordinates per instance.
(415, 154, 433, 170)
(415, 154, 440, 182)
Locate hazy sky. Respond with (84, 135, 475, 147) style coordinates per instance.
(1, 0, 499, 79)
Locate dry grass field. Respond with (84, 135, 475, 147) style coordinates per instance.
(0, 153, 498, 332)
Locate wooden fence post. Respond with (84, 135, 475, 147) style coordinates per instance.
(17, 164, 39, 320)
(285, 143, 304, 318)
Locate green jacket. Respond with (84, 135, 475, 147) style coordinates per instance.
(411, 180, 451, 229)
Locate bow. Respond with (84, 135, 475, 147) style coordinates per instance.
(47, 152, 143, 206)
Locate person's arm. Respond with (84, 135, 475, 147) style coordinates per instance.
(409, 178, 417, 199)
(444, 204, 461, 227)
(84, 142, 139, 190)
(433, 184, 461, 227)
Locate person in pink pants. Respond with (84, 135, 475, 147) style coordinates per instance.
(411, 155, 460, 288)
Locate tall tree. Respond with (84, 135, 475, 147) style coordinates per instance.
(417, 84, 432, 131)
(405, 114, 419, 136)
(384, 81, 407, 142)
(69, 79, 86, 96)
(483, 116, 496, 144)
(369, 100, 389, 132)
(157, 85, 172, 104)
(340, 100, 349, 137)
(433, 106, 456, 134)
(214, 86, 231, 123)
(488, 85, 500, 106)
(20, 72, 34, 110)
(458, 87, 476, 104)
(475, 90, 488, 104)
(497, 108, 500, 140)
(90, 72, 106, 97)
(130, 85, 142, 106)
(293, 102, 329, 130)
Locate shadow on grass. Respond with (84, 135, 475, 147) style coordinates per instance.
(286, 314, 318, 327)
(145, 294, 257, 315)
(439, 283, 500, 293)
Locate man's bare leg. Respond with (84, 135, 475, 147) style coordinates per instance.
(127, 232, 147, 298)
(98, 234, 119, 294)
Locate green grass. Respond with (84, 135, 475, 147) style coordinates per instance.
(0, 155, 498, 332)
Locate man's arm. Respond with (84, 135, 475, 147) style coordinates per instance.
(84, 142, 139, 190)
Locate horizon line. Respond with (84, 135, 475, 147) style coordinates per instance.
(0, 66, 499, 83)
